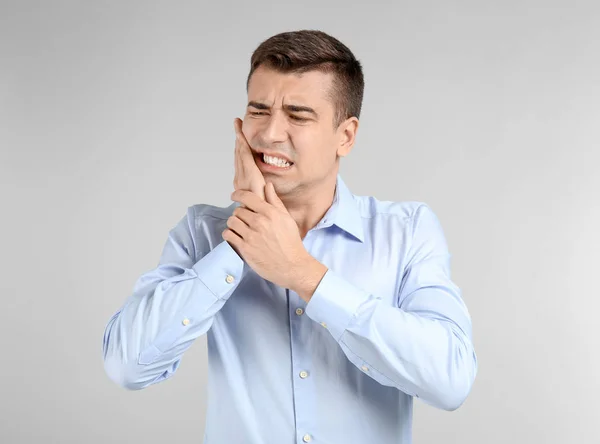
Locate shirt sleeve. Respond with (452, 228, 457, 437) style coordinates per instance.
(304, 204, 477, 411)
(102, 205, 249, 390)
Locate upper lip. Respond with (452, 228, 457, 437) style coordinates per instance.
(254, 150, 294, 164)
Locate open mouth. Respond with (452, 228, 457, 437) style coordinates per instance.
(256, 152, 294, 169)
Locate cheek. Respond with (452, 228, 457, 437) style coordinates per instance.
(292, 126, 325, 147)
(293, 137, 336, 164)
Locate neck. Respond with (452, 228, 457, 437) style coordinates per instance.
(280, 173, 338, 239)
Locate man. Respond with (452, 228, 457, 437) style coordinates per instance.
(103, 29, 477, 444)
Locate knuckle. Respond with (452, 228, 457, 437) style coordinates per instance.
(264, 209, 276, 221)
(257, 215, 269, 230)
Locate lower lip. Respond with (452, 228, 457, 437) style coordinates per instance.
(257, 155, 294, 172)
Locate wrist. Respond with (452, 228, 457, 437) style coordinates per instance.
(290, 255, 328, 303)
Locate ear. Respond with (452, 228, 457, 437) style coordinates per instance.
(336, 117, 359, 158)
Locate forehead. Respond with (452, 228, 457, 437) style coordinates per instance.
(247, 65, 334, 110)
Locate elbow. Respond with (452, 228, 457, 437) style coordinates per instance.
(432, 349, 478, 411)
(104, 355, 147, 391)
(423, 373, 474, 412)
(435, 376, 473, 411)
(103, 352, 177, 391)
(102, 314, 157, 390)
(416, 343, 477, 411)
(103, 313, 144, 390)
(436, 325, 478, 411)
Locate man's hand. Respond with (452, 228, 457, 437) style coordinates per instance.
(223, 182, 328, 298)
(233, 118, 265, 201)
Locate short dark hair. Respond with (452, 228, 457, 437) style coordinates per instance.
(246, 30, 364, 128)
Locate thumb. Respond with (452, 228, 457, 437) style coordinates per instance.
(265, 182, 285, 209)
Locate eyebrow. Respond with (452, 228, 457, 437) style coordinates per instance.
(248, 101, 319, 118)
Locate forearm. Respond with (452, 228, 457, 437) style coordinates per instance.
(305, 268, 477, 411)
(103, 237, 247, 390)
(341, 293, 476, 410)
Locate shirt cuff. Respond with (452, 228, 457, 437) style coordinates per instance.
(192, 240, 248, 300)
(304, 268, 371, 341)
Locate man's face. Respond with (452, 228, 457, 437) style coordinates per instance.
(242, 65, 354, 197)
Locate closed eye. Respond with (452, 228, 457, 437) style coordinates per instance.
(249, 111, 308, 122)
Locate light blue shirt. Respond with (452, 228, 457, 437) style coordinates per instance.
(103, 174, 477, 444)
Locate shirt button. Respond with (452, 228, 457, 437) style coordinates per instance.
(182, 318, 190, 326)
(225, 274, 235, 284)
(361, 365, 369, 372)
(299, 370, 309, 379)
(303, 434, 312, 442)
(296, 308, 304, 316)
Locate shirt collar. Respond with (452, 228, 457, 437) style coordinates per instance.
(230, 174, 365, 243)
(321, 174, 365, 243)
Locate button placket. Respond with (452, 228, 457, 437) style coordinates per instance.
(288, 289, 317, 444)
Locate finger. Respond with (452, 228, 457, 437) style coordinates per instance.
(234, 118, 254, 153)
(233, 206, 257, 226)
(237, 132, 254, 161)
(234, 123, 249, 184)
(234, 149, 243, 196)
(234, 119, 249, 155)
(265, 182, 286, 210)
(226, 215, 250, 239)
(222, 228, 242, 249)
(237, 140, 263, 193)
(235, 119, 253, 153)
(234, 142, 242, 178)
(231, 189, 269, 213)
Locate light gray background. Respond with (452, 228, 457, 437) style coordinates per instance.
(1, 1, 599, 443)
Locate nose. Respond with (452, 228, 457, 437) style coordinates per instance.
(260, 110, 289, 145)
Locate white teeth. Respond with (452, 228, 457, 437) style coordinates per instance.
(263, 154, 291, 167)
